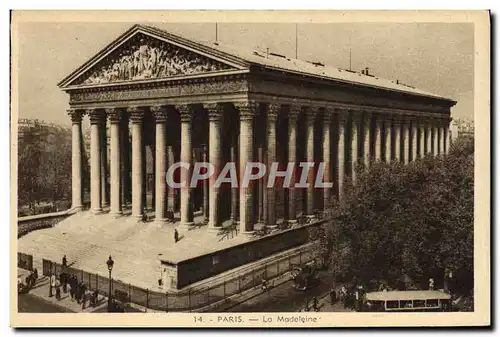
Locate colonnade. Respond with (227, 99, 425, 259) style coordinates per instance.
(68, 102, 451, 237)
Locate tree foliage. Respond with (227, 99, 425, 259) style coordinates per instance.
(18, 120, 79, 215)
(311, 137, 474, 293)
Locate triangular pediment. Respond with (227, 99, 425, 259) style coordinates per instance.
(60, 25, 247, 88)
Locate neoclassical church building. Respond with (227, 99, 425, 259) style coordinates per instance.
(21, 24, 456, 290)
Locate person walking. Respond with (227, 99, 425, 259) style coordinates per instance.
(330, 287, 337, 305)
(55, 277, 61, 301)
(174, 229, 179, 243)
(429, 277, 435, 291)
(312, 296, 319, 312)
(62, 255, 67, 268)
(49, 273, 56, 297)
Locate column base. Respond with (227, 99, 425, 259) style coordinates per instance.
(178, 222, 194, 230)
(287, 219, 298, 224)
(91, 208, 103, 215)
(110, 211, 123, 218)
(207, 226, 223, 234)
(305, 214, 316, 219)
(240, 230, 255, 238)
(266, 224, 278, 229)
(70, 205, 83, 213)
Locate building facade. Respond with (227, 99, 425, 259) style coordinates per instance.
(56, 24, 456, 287)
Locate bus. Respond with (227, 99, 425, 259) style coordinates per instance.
(364, 290, 452, 312)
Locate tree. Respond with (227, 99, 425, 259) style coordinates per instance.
(311, 137, 474, 294)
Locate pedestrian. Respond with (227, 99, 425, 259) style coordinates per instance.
(174, 229, 179, 243)
(312, 296, 319, 311)
(354, 289, 360, 311)
(142, 208, 148, 222)
(330, 287, 337, 305)
(69, 280, 75, 301)
(261, 278, 268, 291)
(33, 268, 38, 283)
(304, 298, 310, 312)
(81, 291, 87, 310)
(429, 278, 435, 291)
(76, 282, 82, 304)
(55, 278, 61, 301)
(49, 273, 56, 297)
(62, 255, 67, 268)
(61, 273, 69, 294)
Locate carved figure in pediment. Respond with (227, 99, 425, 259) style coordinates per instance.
(77, 33, 232, 85)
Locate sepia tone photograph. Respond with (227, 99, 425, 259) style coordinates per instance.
(10, 10, 490, 327)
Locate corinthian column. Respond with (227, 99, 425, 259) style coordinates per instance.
(304, 107, 316, 216)
(433, 120, 439, 156)
(362, 112, 372, 168)
(68, 109, 84, 211)
(236, 101, 257, 235)
(322, 109, 333, 211)
(151, 105, 168, 223)
(178, 105, 195, 229)
(426, 121, 433, 155)
(100, 113, 109, 208)
(120, 111, 130, 207)
(402, 117, 410, 164)
(128, 107, 145, 219)
(374, 114, 382, 162)
(393, 117, 402, 163)
(337, 110, 347, 200)
(206, 103, 223, 233)
(419, 121, 426, 158)
(443, 118, 451, 155)
(106, 108, 122, 216)
(88, 109, 103, 214)
(287, 106, 300, 223)
(266, 103, 279, 227)
(384, 116, 392, 162)
(410, 118, 418, 162)
(351, 111, 361, 183)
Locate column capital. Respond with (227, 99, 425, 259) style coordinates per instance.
(235, 101, 259, 121)
(204, 103, 224, 121)
(106, 107, 124, 124)
(87, 108, 105, 124)
(267, 103, 281, 119)
(127, 106, 147, 123)
(303, 106, 318, 124)
(67, 109, 84, 124)
(320, 107, 334, 122)
(175, 104, 195, 122)
(350, 109, 363, 123)
(151, 105, 169, 123)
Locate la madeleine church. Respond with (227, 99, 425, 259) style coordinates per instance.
(20, 24, 455, 291)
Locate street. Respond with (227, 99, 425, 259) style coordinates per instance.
(222, 269, 347, 312)
(18, 294, 74, 313)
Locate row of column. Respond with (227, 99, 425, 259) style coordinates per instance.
(69, 103, 451, 238)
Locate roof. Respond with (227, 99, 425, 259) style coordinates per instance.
(60, 24, 456, 104)
(365, 291, 452, 301)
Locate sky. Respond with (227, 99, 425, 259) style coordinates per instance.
(16, 22, 474, 126)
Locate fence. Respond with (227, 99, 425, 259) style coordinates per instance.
(17, 252, 33, 271)
(41, 248, 315, 312)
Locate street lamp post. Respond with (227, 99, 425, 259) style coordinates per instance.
(106, 255, 114, 312)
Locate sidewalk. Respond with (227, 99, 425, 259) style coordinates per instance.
(18, 268, 108, 313)
(297, 288, 354, 313)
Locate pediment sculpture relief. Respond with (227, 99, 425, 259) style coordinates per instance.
(75, 33, 233, 85)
